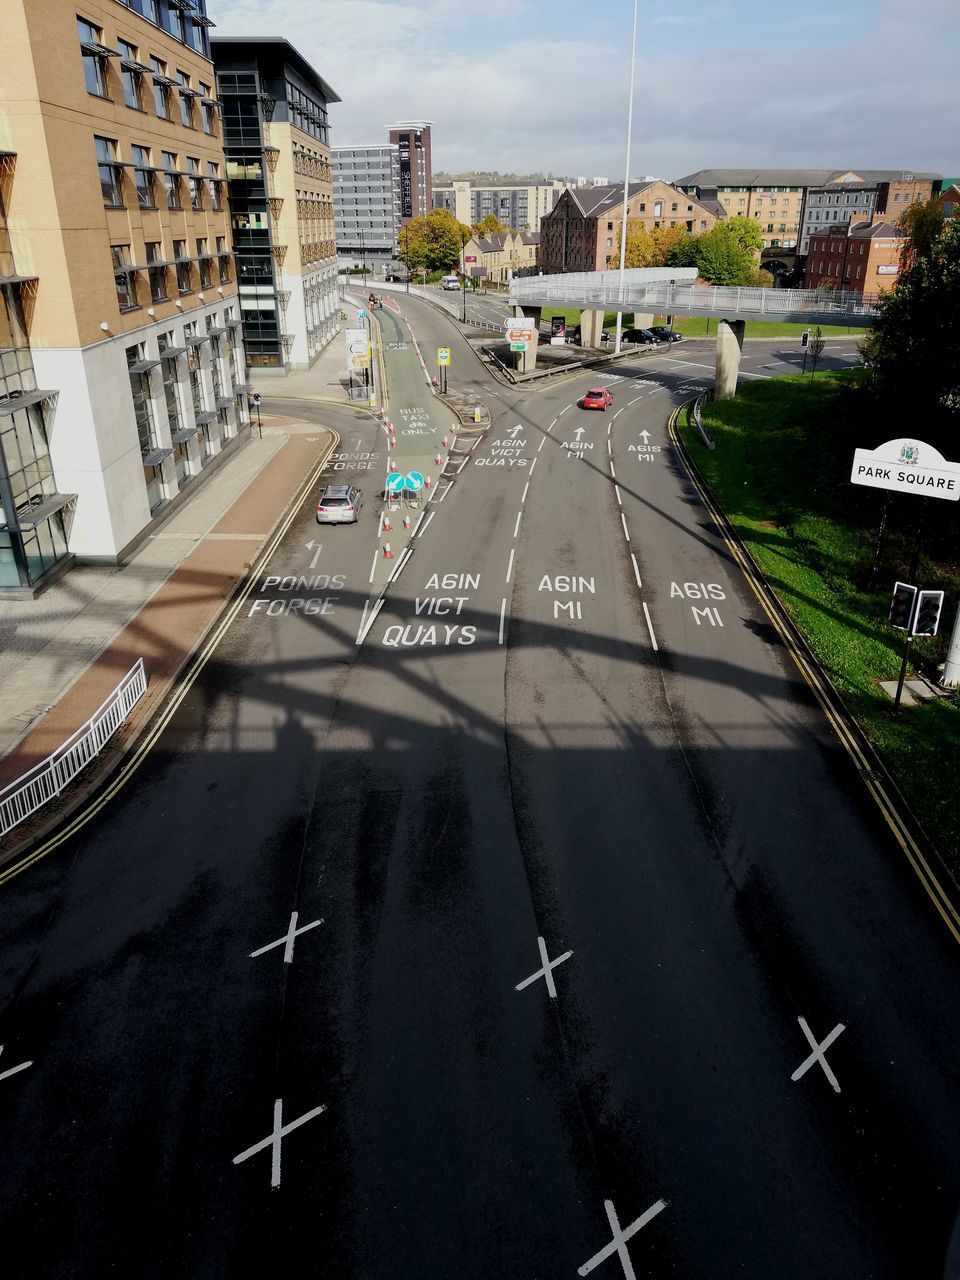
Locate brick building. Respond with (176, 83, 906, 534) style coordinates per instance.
(797, 170, 940, 254)
(674, 169, 832, 250)
(803, 221, 902, 294)
(388, 121, 432, 226)
(538, 180, 720, 275)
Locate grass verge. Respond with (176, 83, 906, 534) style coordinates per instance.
(540, 308, 867, 340)
(679, 369, 960, 866)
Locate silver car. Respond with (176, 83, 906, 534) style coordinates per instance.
(316, 484, 363, 524)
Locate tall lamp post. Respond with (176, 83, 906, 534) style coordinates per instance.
(460, 229, 468, 324)
(359, 225, 367, 286)
(614, 0, 639, 356)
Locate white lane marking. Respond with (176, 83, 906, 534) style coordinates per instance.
(515, 935, 573, 1000)
(356, 596, 384, 645)
(620, 513, 630, 542)
(416, 510, 435, 538)
(249, 911, 323, 964)
(548, 417, 558, 432)
(498, 596, 507, 645)
(521, 481, 530, 504)
(468, 436, 482, 450)
(377, 511, 384, 537)
(614, 485, 623, 508)
(628, 396, 644, 405)
(538, 436, 547, 452)
(453, 457, 468, 473)
(529, 456, 538, 476)
(387, 545, 413, 584)
(642, 601, 658, 651)
(513, 511, 522, 538)
(358, 599, 369, 637)
(505, 547, 515, 584)
(630, 553, 642, 589)
(578, 1198, 668, 1278)
(559, 404, 571, 415)
(607, 439, 612, 456)
(0, 1045, 32, 1084)
(410, 511, 425, 537)
(612, 407, 624, 419)
(609, 461, 617, 479)
(607, 420, 612, 436)
(368, 548, 379, 584)
(661, 356, 770, 379)
(308, 541, 324, 570)
(232, 1098, 328, 1190)
(791, 1017, 846, 1093)
(436, 481, 452, 502)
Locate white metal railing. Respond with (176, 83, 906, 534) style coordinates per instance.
(0, 658, 147, 840)
(510, 273, 880, 321)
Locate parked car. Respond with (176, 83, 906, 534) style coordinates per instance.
(622, 327, 661, 345)
(316, 484, 363, 524)
(570, 326, 612, 345)
(580, 387, 613, 411)
(650, 326, 682, 343)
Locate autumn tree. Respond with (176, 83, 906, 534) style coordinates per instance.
(897, 198, 946, 268)
(400, 208, 473, 274)
(474, 213, 506, 236)
(666, 215, 766, 285)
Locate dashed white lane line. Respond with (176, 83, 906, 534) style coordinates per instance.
(628, 396, 644, 405)
(620, 513, 631, 542)
(538, 436, 547, 452)
(513, 511, 522, 538)
(559, 404, 571, 415)
(498, 596, 508, 645)
(609, 461, 616, 479)
(607, 439, 612, 456)
(642, 601, 659, 651)
(377, 511, 385, 537)
(521, 481, 530, 504)
(614, 485, 623, 508)
(505, 547, 515, 584)
(631, 552, 642, 589)
(612, 407, 624, 420)
(529, 457, 538, 476)
(661, 356, 770, 379)
(548, 417, 558, 432)
(368, 548, 379, 584)
(410, 511, 425, 537)
(417, 510, 435, 538)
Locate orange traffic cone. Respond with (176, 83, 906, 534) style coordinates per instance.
(383, 542, 393, 559)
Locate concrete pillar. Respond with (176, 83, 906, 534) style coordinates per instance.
(516, 340, 538, 374)
(512, 304, 541, 328)
(579, 308, 605, 348)
(715, 319, 745, 400)
(631, 312, 655, 328)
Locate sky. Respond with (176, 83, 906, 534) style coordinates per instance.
(216, 0, 959, 182)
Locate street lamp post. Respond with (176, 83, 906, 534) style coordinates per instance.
(614, 0, 640, 356)
(359, 225, 367, 286)
(461, 231, 468, 324)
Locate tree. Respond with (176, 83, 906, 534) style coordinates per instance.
(664, 215, 763, 285)
(859, 216, 960, 452)
(808, 326, 825, 376)
(897, 198, 946, 269)
(474, 213, 505, 236)
(719, 215, 764, 256)
(401, 208, 473, 274)
(615, 222, 691, 268)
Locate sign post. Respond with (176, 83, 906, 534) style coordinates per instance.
(437, 347, 450, 395)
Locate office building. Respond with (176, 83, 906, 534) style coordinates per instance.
(213, 37, 340, 371)
(803, 221, 903, 293)
(432, 179, 565, 232)
(2, 0, 249, 590)
(332, 144, 400, 270)
(387, 121, 432, 225)
(673, 169, 837, 250)
(796, 170, 940, 255)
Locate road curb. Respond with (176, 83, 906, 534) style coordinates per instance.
(0, 428, 341, 882)
(668, 402, 960, 944)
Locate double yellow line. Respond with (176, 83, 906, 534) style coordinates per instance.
(668, 406, 960, 947)
(0, 430, 340, 886)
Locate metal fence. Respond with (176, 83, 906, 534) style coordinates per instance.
(0, 658, 147, 840)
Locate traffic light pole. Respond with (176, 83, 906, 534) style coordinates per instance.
(893, 632, 913, 713)
(892, 505, 928, 712)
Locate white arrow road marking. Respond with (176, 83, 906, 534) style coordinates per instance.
(638, 429, 651, 442)
(574, 425, 586, 440)
(507, 424, 523, 438)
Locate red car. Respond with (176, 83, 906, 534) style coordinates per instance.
(580, 387, 613, 411)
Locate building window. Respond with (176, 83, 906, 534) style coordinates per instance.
(177, 71, 194, 128)
(95, 136, 123, 206)
(199, 82, 216, 134)
(77, 17, 112, 98)
(117, 39, 143, 110)
(186, 157, 202, 209)
(112, 245, 139, 311)
(131, 144, 155, 208)
(197, 238, 211, 288)
(146, 241, 168, 302)
(162, 151, 181, 210)
(207, 161, 222, 210)
(216, 235, 230, 283)
(127, 345, 157, 460)
(151, 56, 171, 117)
(174, 239, 192, 294)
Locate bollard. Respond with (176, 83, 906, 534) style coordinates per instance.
(473, 407, 482, 422)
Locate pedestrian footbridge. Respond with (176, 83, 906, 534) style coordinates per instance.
(507, 268, 877, 397)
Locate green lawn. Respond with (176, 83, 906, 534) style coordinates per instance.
(540, 308, 867, 339)
(679, 370, 960, 866)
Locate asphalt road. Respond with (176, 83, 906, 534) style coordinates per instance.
(1, 299, 959, 1279)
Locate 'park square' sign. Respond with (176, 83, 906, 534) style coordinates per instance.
(850, 438, 960, 501)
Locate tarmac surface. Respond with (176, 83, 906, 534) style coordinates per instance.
(1, 299, 958, 1278)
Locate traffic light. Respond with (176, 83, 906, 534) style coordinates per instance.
(888, 581, 917, 631)
(801, 330, 810, 348)
(913, 590, 944, 637)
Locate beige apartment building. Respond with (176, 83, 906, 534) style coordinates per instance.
(673, 169, 834, 250)
(1, 0, 249, 587)
(433, 179, 565, 232)
(461, 230, 539, 284)
(212, 38, 340, 371)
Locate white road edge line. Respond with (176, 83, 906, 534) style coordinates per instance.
(417, 510, 435, 538)
(367, 548, 379, 584)
(513, 511, 522, 538)
(411, 511, 425, 537)
(642, 601, 659, 651)
(505, 547, 515, 584)
(498, 596, 507, 645)
(468, 436, 481, 450)
(620, 512, 630, 542)
(387, 545, 413, 584)
(356, 596, 385, 645)
(436, 482, 452, 502)
(631, 552, 642, 589)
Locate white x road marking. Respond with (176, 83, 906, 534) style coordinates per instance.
(791, 1017, 846, 1093)
(515, 935, 572, 999)
(249, 910, 323, 964)
(0, 1043, 33, 1084)
(578, 1197, 668, 1278)
(232, 1097, 327, 1189)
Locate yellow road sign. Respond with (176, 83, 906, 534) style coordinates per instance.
(437, 347, 451, 366)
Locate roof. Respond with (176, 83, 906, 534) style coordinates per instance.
(565, 181, 657, 217)
(675, 168, 837, 189)
(519, 231, 540, 244)
(697, 198, 727, 219)
(849, 220, 901, 238)
(476, 234, 509, 253)
(210, 37, 340, 103)
(836, 169, 941, 182)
